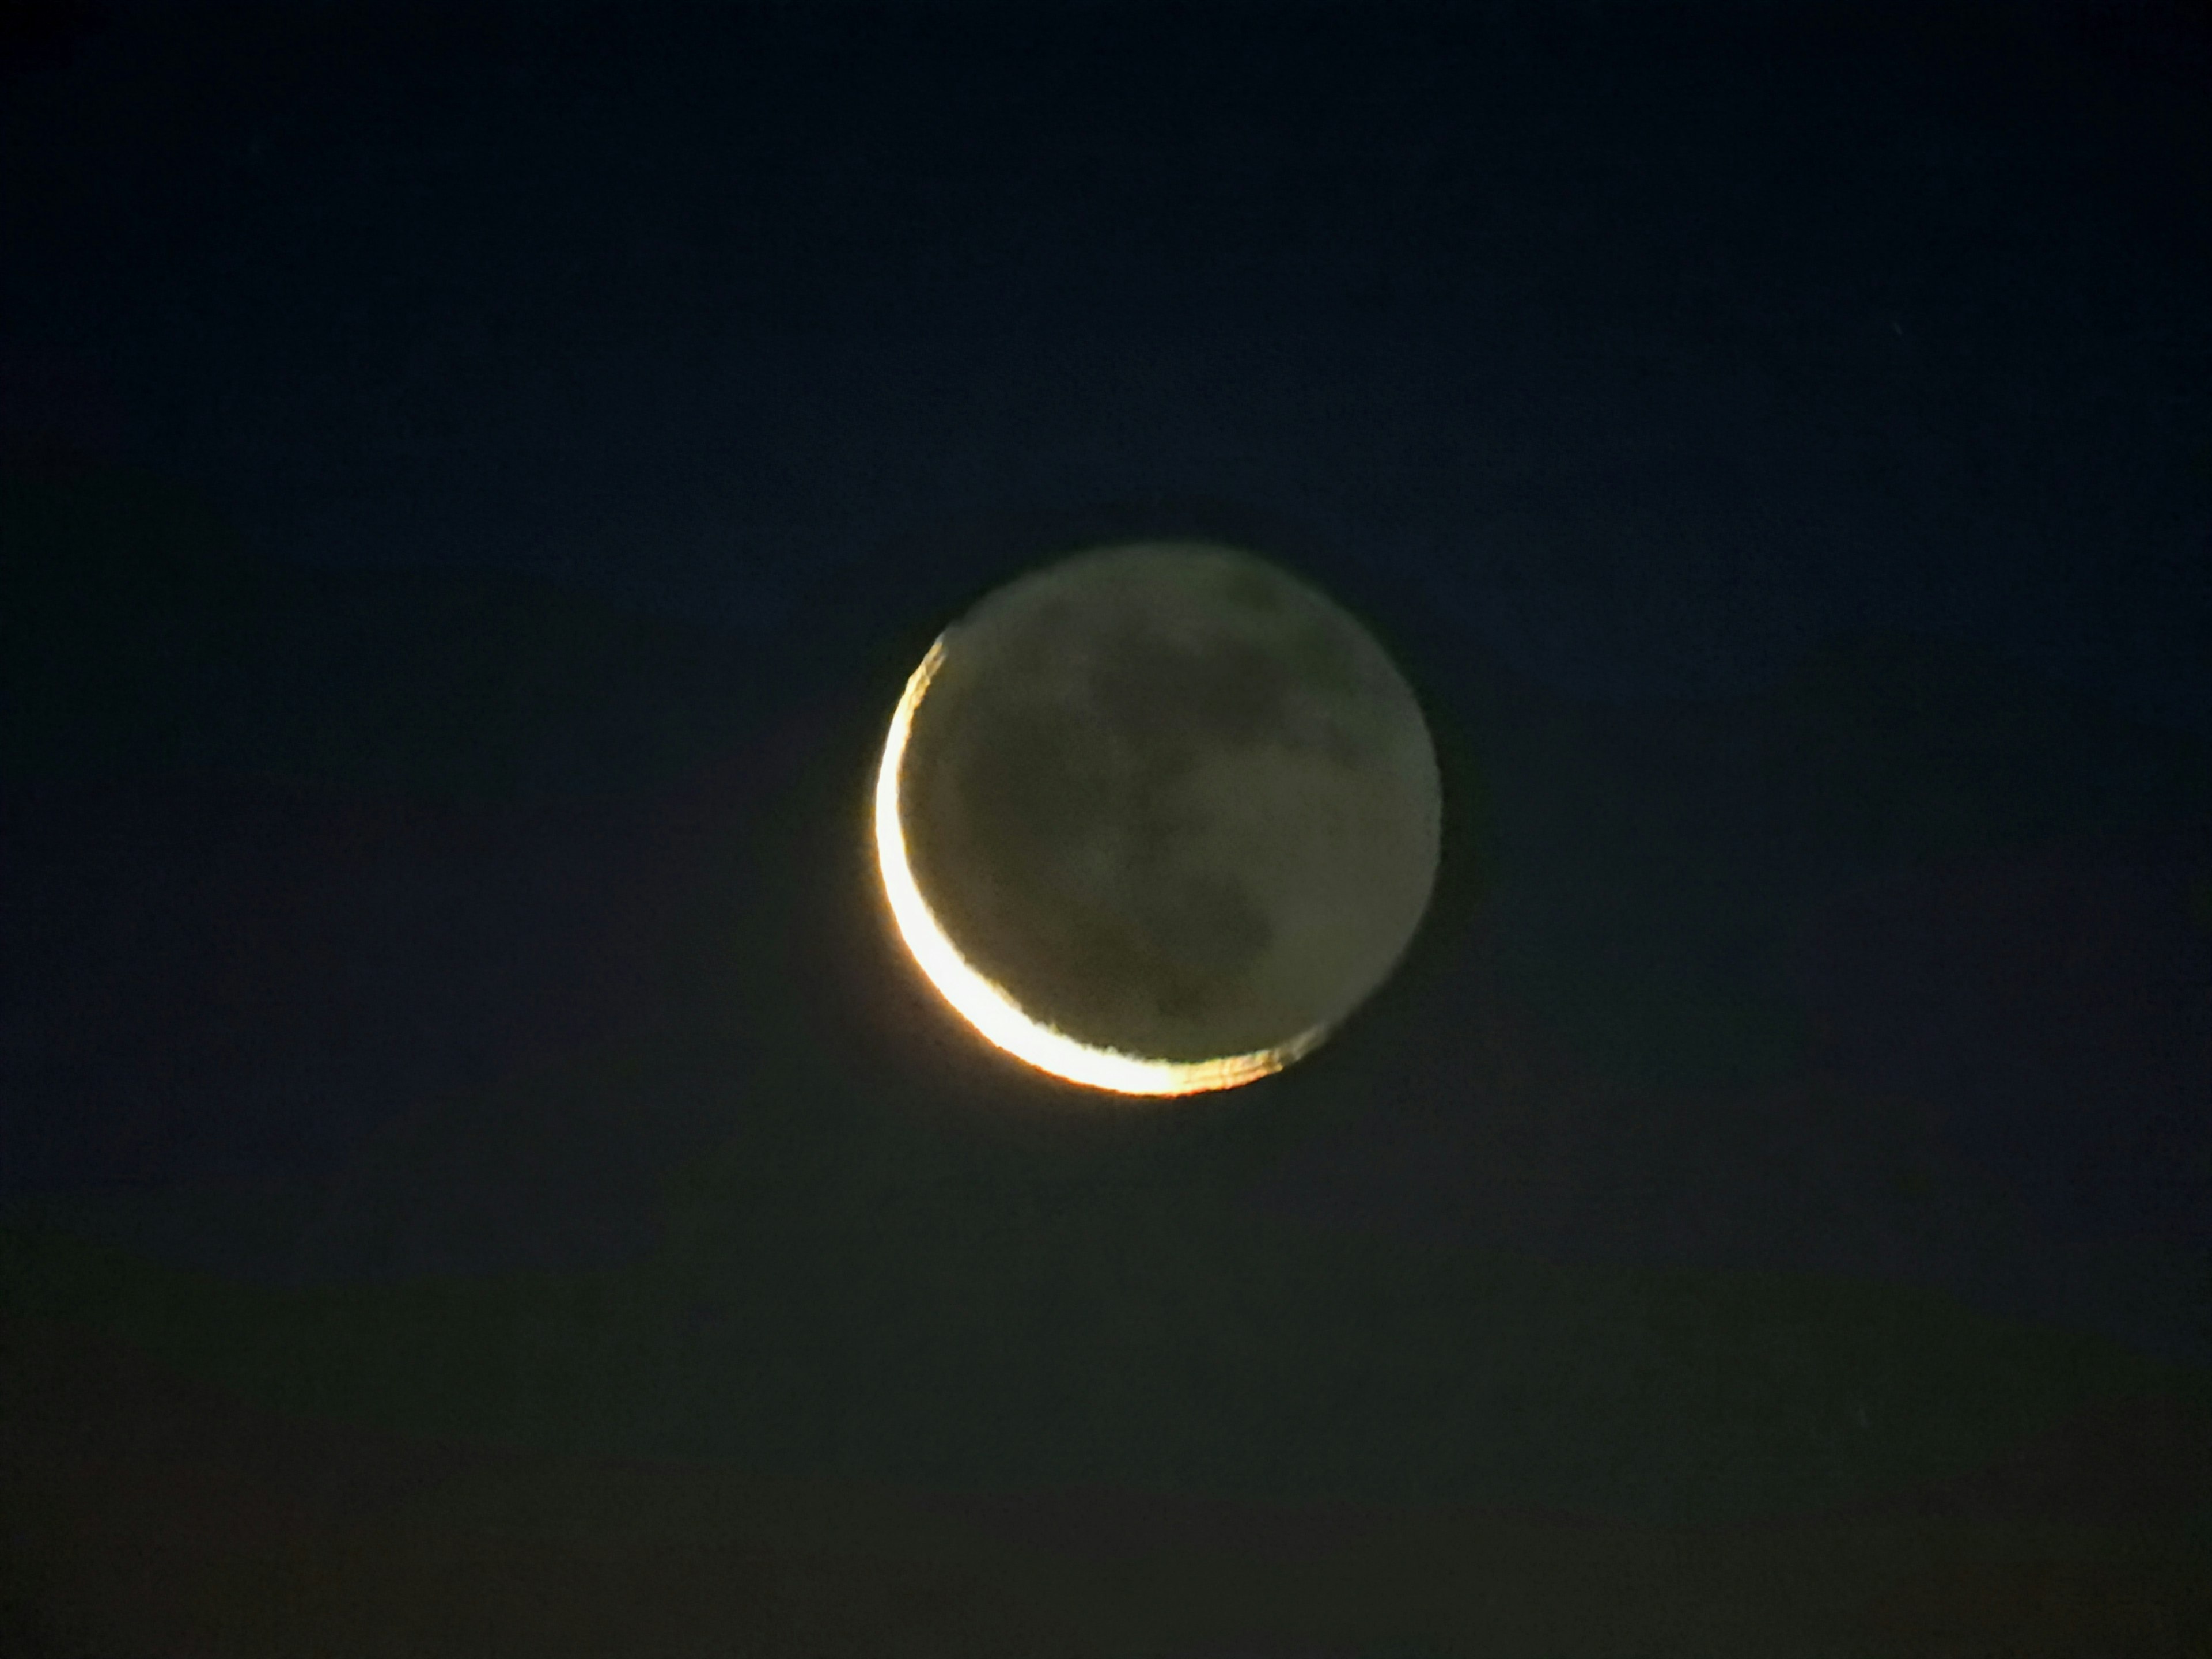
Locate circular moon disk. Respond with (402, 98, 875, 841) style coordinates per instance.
(875, 540, 1441, 1096)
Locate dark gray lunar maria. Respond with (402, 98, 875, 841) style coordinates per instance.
(882, 540, 1442, 1090)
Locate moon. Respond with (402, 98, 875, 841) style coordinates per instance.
(874, 540, 1441, 1097)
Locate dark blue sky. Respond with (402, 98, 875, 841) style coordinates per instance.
(7, 0, 2207, 1237)
(7, 0, 2206, 720)
(1, 10, 2209, 1642)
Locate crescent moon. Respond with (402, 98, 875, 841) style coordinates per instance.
(873, 541, 1440, 1098)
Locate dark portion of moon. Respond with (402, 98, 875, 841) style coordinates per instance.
(896, 541, 1441, 1065)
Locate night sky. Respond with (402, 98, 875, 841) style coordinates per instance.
(3, 2, 2209, 1654)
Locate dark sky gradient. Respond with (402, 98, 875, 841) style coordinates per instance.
(3, 2, 2209, 1654)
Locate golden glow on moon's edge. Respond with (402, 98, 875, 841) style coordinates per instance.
(874, 635, 1327, 1097)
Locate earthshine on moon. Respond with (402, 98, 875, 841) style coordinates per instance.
(874, 540, 1441, 1096)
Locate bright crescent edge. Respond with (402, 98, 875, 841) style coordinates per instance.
(873, 634, 1329, 1097)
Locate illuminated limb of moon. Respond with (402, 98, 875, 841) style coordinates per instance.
(875, 635, 1323, 1096)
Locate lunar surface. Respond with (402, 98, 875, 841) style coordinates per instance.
(875, 540, 1441, 1096)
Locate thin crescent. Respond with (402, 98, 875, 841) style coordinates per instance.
(874, 634, 1329, 1097)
